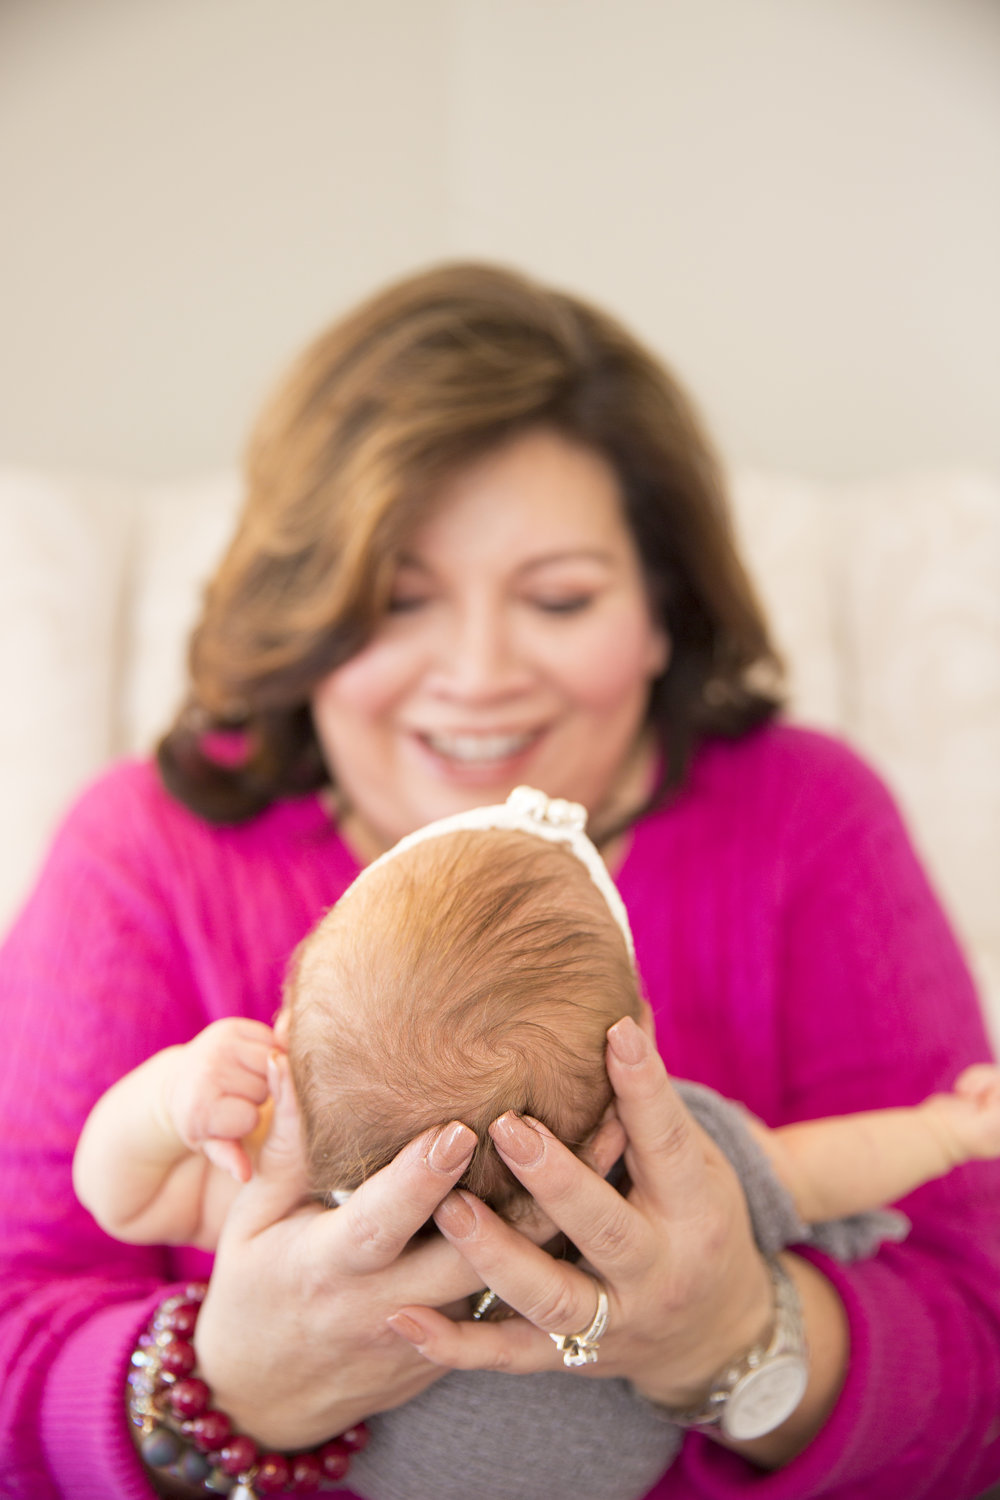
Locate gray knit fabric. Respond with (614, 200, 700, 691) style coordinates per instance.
(349, 1369, 680, 1500)
(347, 1081, 906, 1500)
(677, 1083, 910, 1263)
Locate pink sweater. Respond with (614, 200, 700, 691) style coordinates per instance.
(1, 724, 998, 1499)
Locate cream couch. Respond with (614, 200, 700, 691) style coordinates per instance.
(1, 467, 998, 1040)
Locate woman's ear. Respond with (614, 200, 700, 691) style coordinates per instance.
(273, 1008, 291, 1047)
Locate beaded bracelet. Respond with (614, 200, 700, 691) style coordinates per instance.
(127, 1283, 369, 1496)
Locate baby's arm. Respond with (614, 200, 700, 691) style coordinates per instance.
(72, 1017, 275, 1249)
(745, 1064, 1000, 1224)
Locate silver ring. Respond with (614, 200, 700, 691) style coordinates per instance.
(549, 1281, 609, 1367)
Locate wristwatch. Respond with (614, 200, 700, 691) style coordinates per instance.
(664, 1257, 809, 1442)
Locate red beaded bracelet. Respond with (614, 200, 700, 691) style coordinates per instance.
(127, 1283, 369, 1497)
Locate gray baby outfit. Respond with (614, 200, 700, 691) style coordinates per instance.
(347, 1081, 907, 1500)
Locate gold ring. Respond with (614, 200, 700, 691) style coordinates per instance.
(471, 1288, 501, 1321)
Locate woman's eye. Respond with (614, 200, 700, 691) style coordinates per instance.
(386, 595, 429, 615)
(533, 595, 593, 615)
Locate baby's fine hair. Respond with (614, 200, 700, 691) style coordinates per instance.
(286, 828, 640, 1217)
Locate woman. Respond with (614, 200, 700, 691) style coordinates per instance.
(1, 261, 998, 1500)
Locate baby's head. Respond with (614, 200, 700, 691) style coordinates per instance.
(284, 789, 640, 1217)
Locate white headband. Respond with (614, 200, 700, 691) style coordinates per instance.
(347, 785, 635, 965)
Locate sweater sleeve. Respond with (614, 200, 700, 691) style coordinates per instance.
(669, 743, 1000, 1500)
(0, 767, 214, 1500)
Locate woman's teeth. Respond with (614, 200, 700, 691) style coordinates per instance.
(425, 732, 535, 763)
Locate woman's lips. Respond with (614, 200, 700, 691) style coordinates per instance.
(421, 730, 539, 764)
(413, 729, 544, 780)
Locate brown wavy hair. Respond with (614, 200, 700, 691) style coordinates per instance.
(158, 260, 783, 823)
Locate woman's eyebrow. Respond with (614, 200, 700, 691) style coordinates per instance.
(395, 548, 616, 576)
(515, 549, 616, 575)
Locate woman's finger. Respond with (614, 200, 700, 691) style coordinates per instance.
(578, 1111, 627, 1180)
(605, 1016, 716, 1215)
(488, 1112, 626, 1252)
(387, 1304, 559, 1374)
(432, 1188, 616, 1337)
(224, 1051, 315, 1236)
(390, 1220, 499, 1304)
(486, 1113, 642, 1278)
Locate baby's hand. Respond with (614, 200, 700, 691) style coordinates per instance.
(163, 1018, 277, 1182)
(930, 1064, 1000, 1163)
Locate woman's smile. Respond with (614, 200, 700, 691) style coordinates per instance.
(419, 729, 539, 763)
(416, 727, 543, 769)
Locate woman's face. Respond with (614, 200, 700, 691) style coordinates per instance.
(311, 426, 669, 857)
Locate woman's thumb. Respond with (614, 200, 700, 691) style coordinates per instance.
(259, 1050, 310, 1180)
(225, 1050, 312, 1234)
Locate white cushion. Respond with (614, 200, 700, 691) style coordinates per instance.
(0, 471, 133, 926)
(122, 474, 243, 754)
(729, 472, 843, 731)
(840, 474, 1000, 1018)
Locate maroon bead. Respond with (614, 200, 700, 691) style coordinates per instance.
(168, 1377, 210, 1418)
(219, 1434, 258, 1476)
(339, 1423, 370, 1453)
(317, 1440, 350, 1480)
(289, 1451, 323, 1492)
(159, 1336, 197, 1376)
(160, 1300, 199, 1337)
(253, 1453, 291, 1493)
(186, 1409, 231, 1453)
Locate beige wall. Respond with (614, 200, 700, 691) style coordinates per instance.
(0, 0, 998, 480)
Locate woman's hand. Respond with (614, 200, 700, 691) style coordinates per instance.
(193, 1052, 486, 1448)
(388, 1016, 848, 1464)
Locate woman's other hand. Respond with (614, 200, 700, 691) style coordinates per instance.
(193, 1052, 486, 1448)
(389, 1016, 848, 1466)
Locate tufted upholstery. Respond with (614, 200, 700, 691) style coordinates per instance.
(1, 468, 997, 1037)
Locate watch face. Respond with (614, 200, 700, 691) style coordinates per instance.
(721, 1355, 810, 1442)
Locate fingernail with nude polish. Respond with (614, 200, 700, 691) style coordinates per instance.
(490, 1112, 545, 1166)
(607, 1016, 647, 1065)
(434, 1189, 478, 1240)
(427, 1121, 476, 1173)
(387, 1312, 426, 1346)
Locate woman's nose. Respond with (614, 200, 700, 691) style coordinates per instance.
(427, 605, 531, 701)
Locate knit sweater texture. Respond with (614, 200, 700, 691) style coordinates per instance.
(1, 723, 998, 1499)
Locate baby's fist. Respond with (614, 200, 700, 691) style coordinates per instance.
(164, 1017, 276, 1178)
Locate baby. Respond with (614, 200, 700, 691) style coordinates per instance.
(75, 784, 1000, 1259)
